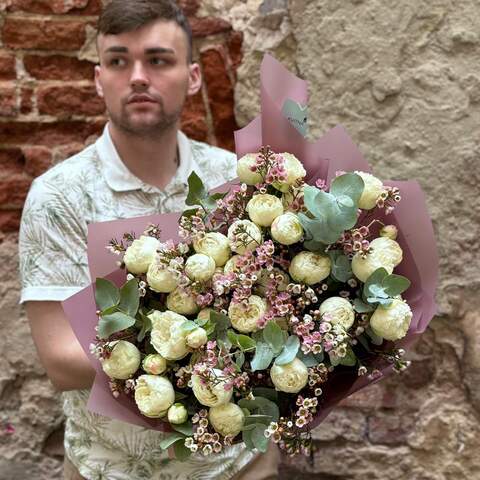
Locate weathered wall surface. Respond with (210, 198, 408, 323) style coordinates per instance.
(1, 0, 480, 479)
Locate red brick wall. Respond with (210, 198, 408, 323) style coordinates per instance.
(0, 0, 243, 234)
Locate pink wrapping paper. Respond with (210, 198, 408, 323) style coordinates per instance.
(62, 53, 438, 430)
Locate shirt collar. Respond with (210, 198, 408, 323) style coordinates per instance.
(95, 122, 197, 193)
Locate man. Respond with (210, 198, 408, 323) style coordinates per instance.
(18, 1, 280, 479)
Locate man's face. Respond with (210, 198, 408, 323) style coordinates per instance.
(95, 20, 200, 137)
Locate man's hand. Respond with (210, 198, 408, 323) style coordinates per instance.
(25, 301, 96, 391)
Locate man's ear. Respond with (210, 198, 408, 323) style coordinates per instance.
(94, 65, 104, 98)
(187, 62, 202, 96)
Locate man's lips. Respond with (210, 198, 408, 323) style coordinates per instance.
(127, 94, 158, 104)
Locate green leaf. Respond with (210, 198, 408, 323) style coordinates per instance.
(238, 397, 279, 421)
(185, 171, 207, 207)
(118, 278, 140, 317)
(353, 298, 375, 313)
(330, 173, 364, 205)
(227, 329, 238, 345)
(95, 278, 120, 311)
(98, 311, 136, 339)
(180, 208, 199, 219)
(329, 251, 353, 283)
(171, 421, 193, 436)
(251, 425, 269, 452)
(363, 267, 389, 301)
(174, 391, 188, 401)
(298, 213, 342, 245)
(251, 387, 278, 402)
(383, 274, 411, 297)
(339, 346, 357, 366)
(242, 428, 255, 450)
(296, 349, 323, 366)
(263, 321, 285, 354)
(137, 312, 152, 342)
(235, 350, 245, 369)
(250, 342, 274, 371)
(274, 335, 300, 365)
(159, 432, 185, 450)
(237, 334, 256, 351)
(181, 320, 199, 332)
(303, 185, 323, 217)
(173, 439, 192, 461)
(328, 351, 341, 367)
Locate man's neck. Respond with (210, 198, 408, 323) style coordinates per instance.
(108, 122, 179, 190)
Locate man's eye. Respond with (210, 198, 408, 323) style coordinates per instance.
(150, 58, 166, 66)
(109, 58, 126, 67)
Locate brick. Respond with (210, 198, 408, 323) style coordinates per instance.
(2, 19, 87, 51)
(0, 173, 32, 207)
(0, 54, 16, 81)
(178, 0, 201, 16)
(0, 120, 103, 147)
(20, 87, 34, 115)
(24, 55, 95, 81)
(190, 17, 232, 38)
(0, 147, 25, 175)
(0, 210, 22, 233)
(37, 85, 105, 117)
(0, 88, 17, 117)
(180, 91, 208, 142)
(23, 146, 52, 177)
(227, 31, 243, 74)
(6, 0, 102, 15)
(200, 48, 237, 151)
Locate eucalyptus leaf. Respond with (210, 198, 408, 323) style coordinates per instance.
(296, 349, 323, 367)
(251, 342, 274, 371)
(263, 321, 286, 354)
(172, 421, 193, 436)
(251, 425, 269, 452)
(339, 346, 357, 366)
(329, 251, 353, 283)
(181, 320, 199, 332)
(330, 173, 364, 204)
(251, 387, 278, 402)
(95, 278, 120, 311)
(383, 274, 411, 296)
(235, 350, 245, 369)
(274, 335, 300, 365)
(137, 312, 152, 342)
(237, 334, 256, 351)
(98, 311, 136, 339)
(118, 278, 140, 317)
(173, 439, 192, 461)
(238, 397, 279, 421)
(353, 298, 375, 313)
(159, 432, 185, 450)
(242, 428, 255, 450)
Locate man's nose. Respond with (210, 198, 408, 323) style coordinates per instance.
(130, 61, 150, 88)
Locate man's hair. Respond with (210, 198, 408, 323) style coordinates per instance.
(97, 0, 193, 63)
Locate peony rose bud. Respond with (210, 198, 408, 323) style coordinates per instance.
(270, 212, 304, 245)
(193, 232, 231, 267)
(185, 253, 216, 282)
(379, 225, 398, 240)
(289, 251, 331, 285)
(191, 369, 233, 407)
(142, 354, 167, 375)
(134, 375, 175, 418)
(209, 403, 245, 437)
(319, 297, 355, 330)
(351, 237, 403, 283)
(100, 340, 141, 380)
(123, 235, 161, 274)
(146, 261, 178, 293)
(227, 220, 263, 254)
(355, 171, 385, 210)
(246, 194, 284, 227)
(166, 287, 200, 316)
(167, 403, 188, 425)
(270, 358, 308, 393)
(237, 153, 263, 185)
(370, 299, 413, 341)
(186, 327, 208, 348)
(149, 310, 190, 360)
(228, 295, 267, 333)
(272, 153, 307, 193)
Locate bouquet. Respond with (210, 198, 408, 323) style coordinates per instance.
(62, 55, 438, 460)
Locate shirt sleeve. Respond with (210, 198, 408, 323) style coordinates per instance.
(18, 175, 90, 304)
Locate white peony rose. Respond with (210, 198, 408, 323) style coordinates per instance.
(123, 235, 160, 274)
(237, 153, 263, 185)
(166, 287, 200, 316)
(355, 171, 385, 210)
(209, 403, 245, 437)
(191, 369, 233, 407)
(228, 295, 267, 333)
(273, 153, 307, 192)
(289, 251, 331, 285)
(186, 327, 208, 348)
(227, 220, 263, 254)
(167, 403, 188, 424)
(319, 297, 355, 330)
(134, 375, 175, 418)
(149, 310, 190, 360)
(370, 299, 413, 341)
(379, 225, 398, 240)
(100, 340, 141, 380)
(255, 267, 290, 296)
(223, 255, 242, 274)
(193, 232, 231, 267)
(270, 358, 308, 393)
(142, 354, 167, 375)
(185, 253, 216, 282)
(351, 237, 403, 283)
(270, 212, 304, 245)
(246, 194, 284, 227)
(146, 261, 178, 293)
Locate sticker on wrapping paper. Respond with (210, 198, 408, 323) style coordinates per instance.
(282, 99, 308, 137)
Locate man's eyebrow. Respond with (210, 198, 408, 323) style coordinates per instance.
(145, 47, 175, 55)
(104, 46, 129, 54)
